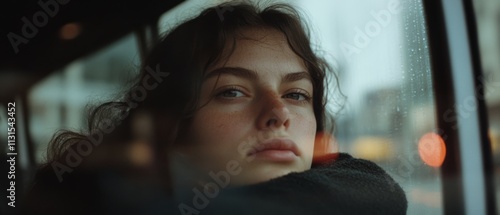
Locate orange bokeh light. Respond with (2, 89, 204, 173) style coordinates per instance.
(59, 23, 81, 40)
(313, 132, 339, 164)
(418, 132, 446, 167)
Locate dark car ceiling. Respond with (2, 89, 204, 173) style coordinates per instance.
(0, 0, 184, 102)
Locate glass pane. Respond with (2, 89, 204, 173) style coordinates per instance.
(473, 0, 500, 210)
(28, 33, 140, 164)
(24, 0, 444, 213)
(295, 0, 442, 214)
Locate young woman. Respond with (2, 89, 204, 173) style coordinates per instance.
(22, 1, 407, 214)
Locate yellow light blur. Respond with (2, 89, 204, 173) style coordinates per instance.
(352, 136, 394, 161)
(490, 129, 499, 154)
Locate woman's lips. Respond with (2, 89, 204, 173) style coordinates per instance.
(247, 138, 299, 162)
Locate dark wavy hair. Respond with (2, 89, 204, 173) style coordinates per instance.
(41, 1, 338, 192)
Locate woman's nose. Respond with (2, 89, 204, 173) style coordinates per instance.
(256, 92, 291, 130)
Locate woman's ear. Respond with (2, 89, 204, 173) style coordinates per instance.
(312, 131, 339, 165)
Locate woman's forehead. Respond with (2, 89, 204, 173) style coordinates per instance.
(234, 27, 287, 43)
(209, 28, 306, 73)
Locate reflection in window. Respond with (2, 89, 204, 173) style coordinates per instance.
(24, 0, 451, 213)
(28, 34, 140, 163)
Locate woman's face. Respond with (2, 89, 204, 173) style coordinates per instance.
(182, 28, 317, 185)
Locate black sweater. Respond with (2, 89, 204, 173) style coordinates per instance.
(21, 153, 407, 215)
(199, 153, 407, 215)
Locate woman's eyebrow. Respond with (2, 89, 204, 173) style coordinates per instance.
(204, 67, 258, 81)
(282, 71, 311, 83)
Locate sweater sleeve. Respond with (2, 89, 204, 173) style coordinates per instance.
(204, 153, 407, 215)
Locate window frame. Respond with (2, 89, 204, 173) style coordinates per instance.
(422, 0, 496, 214)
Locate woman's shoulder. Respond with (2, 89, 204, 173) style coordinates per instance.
(290, 152, 407, 213)
(311, 152, 398, 180)
(209, 153, 408, 215)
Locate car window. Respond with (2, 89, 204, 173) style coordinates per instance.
(12, 0, 498, 214)
(295, 0, 442, 214)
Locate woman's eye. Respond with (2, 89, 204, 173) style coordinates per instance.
(284, 92, 309, 101)
(217, 89, 245, 98)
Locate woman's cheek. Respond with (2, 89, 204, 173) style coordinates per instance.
(293, 111, 317, 151)
(194, 108, 249, 144)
